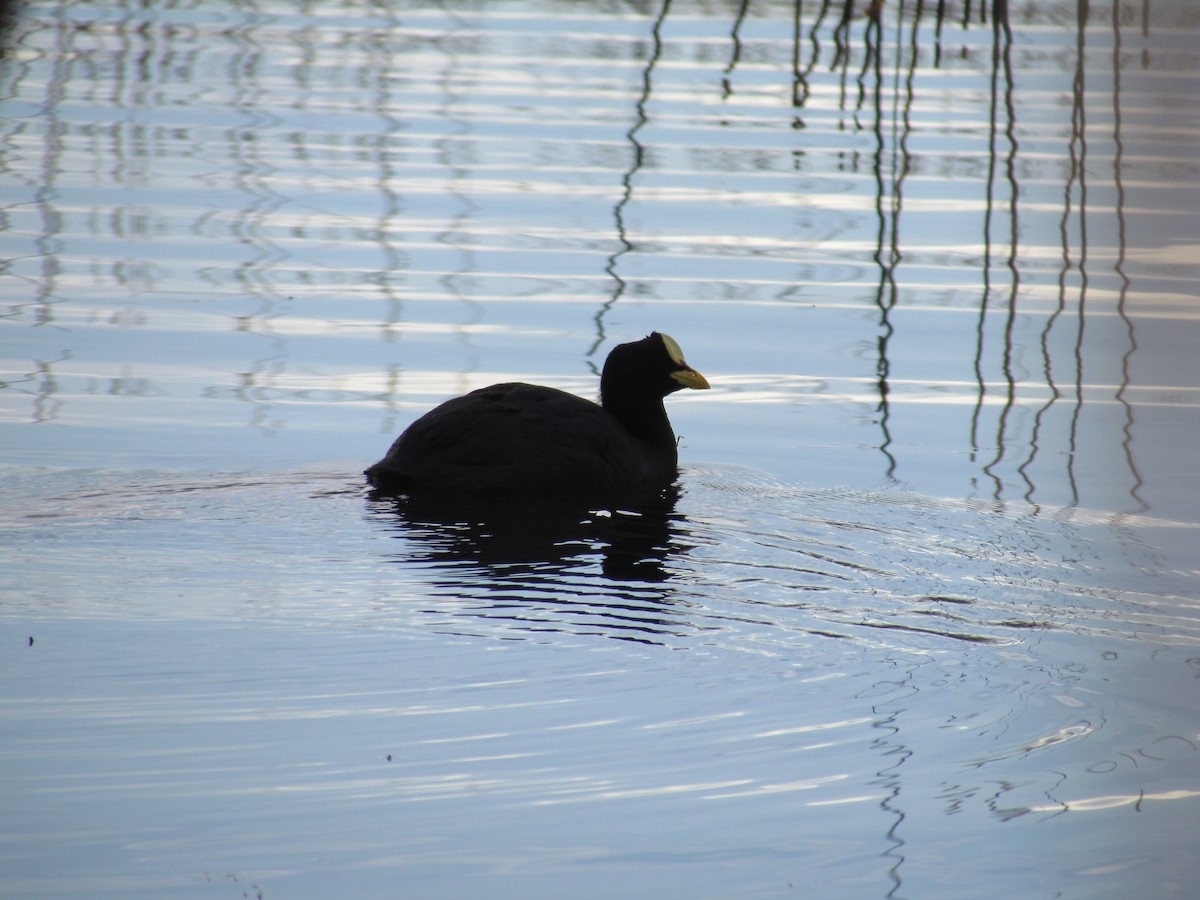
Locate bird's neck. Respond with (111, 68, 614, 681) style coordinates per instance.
(602, 393, 675, 447)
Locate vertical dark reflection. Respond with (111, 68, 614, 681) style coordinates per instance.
(1022, 4, 1067, 501)
(1110, 0, 1146, 513)
(1063, 0, 1090, 506)
(3, 2, 71, 332)
(1027, 259, 1068, 500)
(790, 0, 809, 125)
(1026, 0, 1089, 507)
(931, 0, 947, 67)
(868, 2, 917, 483)
(0, 4, 73, 422)
(721, 0, 750, 98)
(851, 4, 875, 130)
(806, 0, 830, 79)
(832, 0, 856, 130)
(226, 3, 288, 301)
(981, 0, 1020, 500)
(891, 1, 919, 482)
(597, 0, 673, 357)
(996, 0, 1027, 502)
(831, 0, 856, 71)
(31, 355, 66, 423)
(222, 3, 292, 435)
(968, 1, 994, 480)
(429, 6, 484, 358)
(1140, 0, 1150, 66)
(965, 0, 985, 480)
(865, 12, 896, 479)
(362, 2, 410, 433)
(976, 0, 1000, 491)
(795, 0, 828, 118)
(869, 701, 912, 900)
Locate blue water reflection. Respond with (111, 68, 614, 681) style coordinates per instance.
(3, 0, 1195, 517)
(2, 1, 1200, 897)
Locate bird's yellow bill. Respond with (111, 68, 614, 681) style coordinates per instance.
(671, 367, 710, 390)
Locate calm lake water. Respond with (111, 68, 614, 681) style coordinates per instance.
(3, 0, 1199, 897)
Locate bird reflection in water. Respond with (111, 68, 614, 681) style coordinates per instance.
(367, 485, 697, 643)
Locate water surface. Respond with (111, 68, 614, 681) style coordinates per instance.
(2, 1, 1199, 897)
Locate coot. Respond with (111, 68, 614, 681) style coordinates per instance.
(364, 332, 709, 498)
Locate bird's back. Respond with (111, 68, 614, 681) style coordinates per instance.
(364, 382, 677, 497)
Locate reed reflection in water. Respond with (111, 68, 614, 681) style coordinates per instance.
(616, 0, 1197, 516)
(1, 0, 1196, 528)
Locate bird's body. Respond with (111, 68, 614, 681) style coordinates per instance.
(365, 332, 708, 498)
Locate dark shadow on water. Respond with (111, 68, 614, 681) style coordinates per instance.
(365, 484, 697, 643)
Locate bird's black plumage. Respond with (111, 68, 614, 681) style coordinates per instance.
(364, 332, 709, 498)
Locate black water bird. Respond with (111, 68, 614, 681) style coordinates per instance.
(365, 332, 709, 498)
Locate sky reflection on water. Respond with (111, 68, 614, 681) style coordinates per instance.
(2, 1, 1200, 897)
